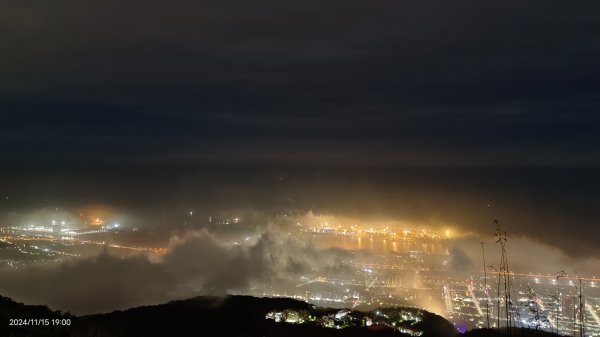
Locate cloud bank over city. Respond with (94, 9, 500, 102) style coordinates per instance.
(0, 227, 353, 314)
(0, 212, 597, 315)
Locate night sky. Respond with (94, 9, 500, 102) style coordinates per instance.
(2, 1, 600, 259)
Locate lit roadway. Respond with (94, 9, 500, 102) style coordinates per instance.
(467, 283, 484, 317)
(586, 303, 600, 327)
(77, 239, 168, 254)
(0, 234, 167, 255)
(483, 270, 600, 282)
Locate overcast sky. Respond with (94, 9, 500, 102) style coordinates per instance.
(1, 1, 600, 260)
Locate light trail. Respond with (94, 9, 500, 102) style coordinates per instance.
(1, 235, 168, 255)
(586, 303, 600, 327)
(78, 240, 168, 254)
(483, 270, 600, 282)
(467, 283, 484, 317)
(443, 285, 454, 314)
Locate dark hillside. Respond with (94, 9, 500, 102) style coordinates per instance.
(1, 294, 565, 337)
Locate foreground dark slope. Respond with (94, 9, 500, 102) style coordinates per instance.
(2, 295, 451, 337)
(0, 295, 73, 337)
(73, 296, 402, 337)
(0, 294, 560, 337)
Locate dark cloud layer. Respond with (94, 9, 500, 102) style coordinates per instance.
(0, 2, 599, 259)
(1, 0, 600, 166)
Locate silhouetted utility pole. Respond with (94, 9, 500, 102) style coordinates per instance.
(481, 242, 490, 329)
(574, 300, 577, 337)
(579, 277, 584, 337)
(489, 265, 501, 331)
(495, 220, 512, 336)
(511, 283, 523, 328)
(556, 271, 567, 335)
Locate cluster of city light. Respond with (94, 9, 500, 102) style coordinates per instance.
(266, 306, 424, 335)
(302, 222, 451, 241)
